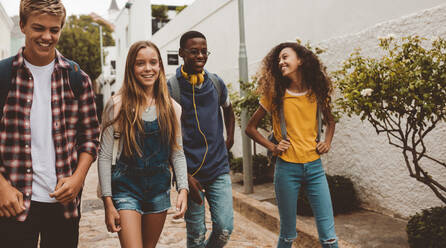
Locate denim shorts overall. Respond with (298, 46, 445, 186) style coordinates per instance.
(111, 119, 171, 214)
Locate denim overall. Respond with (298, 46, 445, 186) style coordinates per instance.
(111, 119, 171, 214)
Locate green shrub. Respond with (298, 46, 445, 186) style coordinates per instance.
(297, 175, 360, 216)
(334, 36, 446, 204)
(252, 154, 273, 184)
(228, 151, 243, 173)
(407, 206, 446, 248)
(229, 153, 273, 184)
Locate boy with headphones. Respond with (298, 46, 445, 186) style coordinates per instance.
(168, 30, 235, 248)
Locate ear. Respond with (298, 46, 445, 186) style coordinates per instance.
(179, 48, 185, 58)
(297, 57, 303, 66)
(19, 20, 25, 33)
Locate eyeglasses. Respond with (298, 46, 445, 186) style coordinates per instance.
(183, 49, 211, 57)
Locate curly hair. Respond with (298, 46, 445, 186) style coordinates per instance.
(258, 42, 334, 124)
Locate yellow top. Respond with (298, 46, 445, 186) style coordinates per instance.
(260, 89, 320, 163)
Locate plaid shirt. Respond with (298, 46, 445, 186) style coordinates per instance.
(0, 48, 100, 221)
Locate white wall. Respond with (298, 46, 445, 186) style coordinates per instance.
(318, 4, 446, 219)
(152, 0, 445, 80)
(0, 3, 12, 59)
(99, 46, 117, 104)
(149, 0, 446, 218)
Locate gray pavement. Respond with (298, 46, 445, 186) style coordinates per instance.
(232, 175, 410, 248)
(80, 163, 409, 248)
(79, 164, 278, 248)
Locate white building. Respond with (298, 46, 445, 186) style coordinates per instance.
(111, 0, 151, 99)
(104, 0, 188, 101)
(0, 2, 13, 59)
(10, 16, 25, 56)
(149, 0, 446, 219)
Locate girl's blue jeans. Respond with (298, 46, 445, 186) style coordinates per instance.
(275, 158, 338, 248)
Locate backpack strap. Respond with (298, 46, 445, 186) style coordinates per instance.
(0, 56, 15, 120)
(207, 73, 223, 106)
(316, 104, 322, 142)
(110, 95, 122, 165)
(65, 59, 84, 99)
(168, 72, 224, 106)
(167, 75, 181, 104)
(278, 103, 321, 143)
(279, 107, 287, 141)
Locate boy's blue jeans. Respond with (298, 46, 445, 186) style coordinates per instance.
(185, 173, 234, 248)
(275, 158, 338, 248)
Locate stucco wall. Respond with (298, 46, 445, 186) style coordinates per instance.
(149, 0, 446, 218)
(0, 3, 12, 59)
(318, 4, 446, 218)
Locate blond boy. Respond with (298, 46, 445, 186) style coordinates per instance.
(0, 1, 99, 247)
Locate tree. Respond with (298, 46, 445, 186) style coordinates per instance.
(152, 5, 169, 22)
(229, 78, 272, 132)
(57, 15, 115, 85)
(334, 35, 446, 203)
(175, 5, 188, 14)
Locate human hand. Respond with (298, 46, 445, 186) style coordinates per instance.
(225, 137, 234, 150)
(316, 141, 331, 154)
(188, 174, 204, 205)
(49, 175, 83, 205)
(104, 198, 121, 232)
(271, 139, 291, 156)
(0, 182, 25, 217)
(173, 189, 188, 219)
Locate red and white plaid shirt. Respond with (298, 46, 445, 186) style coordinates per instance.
(0, 48, 100, 221)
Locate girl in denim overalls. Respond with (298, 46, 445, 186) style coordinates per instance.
(98, 41, 189, 248)
(246, 42, 338, 248)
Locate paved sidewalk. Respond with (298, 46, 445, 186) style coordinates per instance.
(79, 164, 278, 248)
(232, 176, 410, 248)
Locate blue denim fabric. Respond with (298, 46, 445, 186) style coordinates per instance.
(275, 158, 338, 248)
(185, 173, 234, 248)
(111, 119, 171, 214)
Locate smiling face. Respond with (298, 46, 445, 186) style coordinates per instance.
(180, 37, 208, 74)
(20, 12, 63, 66)
(278, 47, 302, 78)
(133, 47, 161, 89)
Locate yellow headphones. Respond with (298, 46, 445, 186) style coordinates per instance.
(181, 66, 205, 85)
(181, 65, 208, 176)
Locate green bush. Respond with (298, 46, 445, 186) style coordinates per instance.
(228, 152, 243, 173)
(297, 175, 360, 216)
(407, 206, 446, 248)
(334, 35, 446, 203)
(229, 153, 273, 184)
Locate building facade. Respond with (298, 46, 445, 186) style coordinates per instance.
(0, 2, 13, 59)
(149, 0, 446, 218)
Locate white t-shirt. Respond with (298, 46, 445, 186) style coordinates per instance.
(24, 59, 57, 203)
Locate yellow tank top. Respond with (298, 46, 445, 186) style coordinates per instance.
(260, 90, 320, 163)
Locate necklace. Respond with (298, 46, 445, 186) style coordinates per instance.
(144, 105, 154, 113)
(144, 98, 155, 113)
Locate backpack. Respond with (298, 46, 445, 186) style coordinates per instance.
(167, 73, 223, 105)
(0, 56, 84, 120)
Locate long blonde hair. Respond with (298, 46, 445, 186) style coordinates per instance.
(107, 41, 178, 157)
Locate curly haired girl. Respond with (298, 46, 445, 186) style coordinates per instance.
(246, 42, 338, 248)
